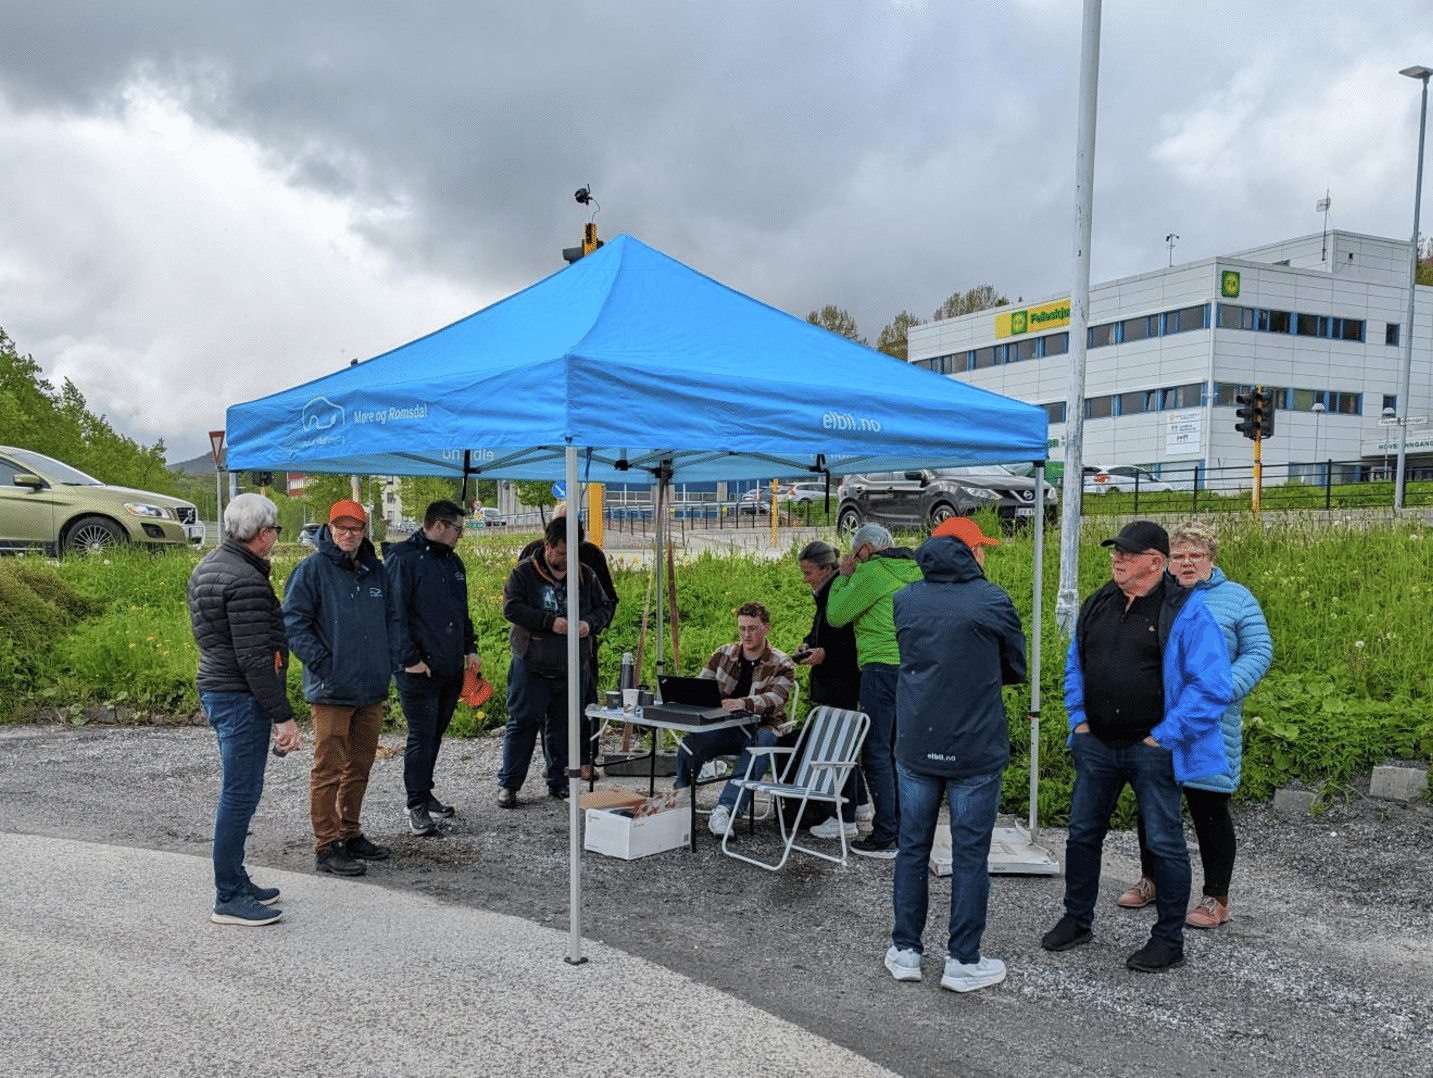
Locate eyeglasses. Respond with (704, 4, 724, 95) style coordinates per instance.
(436, 519, 463, 534)
(1169, 551, 1210, 565)
(264, 525, 284, 536)
(1109, 548, 1157, 561)
(331, 524, 365, 537)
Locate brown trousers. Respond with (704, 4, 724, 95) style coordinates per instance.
(310, 702, 386, 851)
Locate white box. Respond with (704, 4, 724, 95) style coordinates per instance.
(584, 800, 690, 860)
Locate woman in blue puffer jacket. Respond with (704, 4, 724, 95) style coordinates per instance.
(1117, 522, 1273, 929)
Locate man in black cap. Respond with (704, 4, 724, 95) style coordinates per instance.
(1041, 521, 1232, 973)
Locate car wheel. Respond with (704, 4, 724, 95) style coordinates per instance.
(1104, 485, 1121, 496)
(928, 503, 959, 527)
(64, 515, 128, 556)
(837, 506, 863, 535)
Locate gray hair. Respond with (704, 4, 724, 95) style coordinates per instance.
(224, 493, 279, 541)
(850, 523, 892, 553)
(1170, 520, 1219, 560)
(798, 540, 840, 569)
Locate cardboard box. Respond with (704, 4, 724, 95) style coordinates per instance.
(578, 788, 647, 812)
(584, 792, 691, 860)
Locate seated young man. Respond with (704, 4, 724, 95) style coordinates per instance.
(672, 601, 795, 838)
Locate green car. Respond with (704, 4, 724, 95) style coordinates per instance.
(0, 445, 204, 555)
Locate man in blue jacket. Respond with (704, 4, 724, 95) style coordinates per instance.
(283, 499, 402, 877)
(1042, 520, 1233, 973)
(386, 500, 482, 836)
(884, 517, 1026, 993)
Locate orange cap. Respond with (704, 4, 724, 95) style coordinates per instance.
(328, 499, 368, 525)
(931, 516, 999, 547)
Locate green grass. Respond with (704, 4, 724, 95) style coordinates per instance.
(2, 517, 1429, 821)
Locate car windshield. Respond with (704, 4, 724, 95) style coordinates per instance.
(939, 465, 1025, 478)
(6, 448, 103, 485)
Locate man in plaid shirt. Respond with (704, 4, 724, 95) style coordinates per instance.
(672, 601, 795, 838)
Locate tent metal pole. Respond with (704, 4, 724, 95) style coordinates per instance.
(564, 445, 585, 965)
(1029, 462, 1046, 838)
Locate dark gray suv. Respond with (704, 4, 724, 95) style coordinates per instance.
(836, 466, 1055, 533)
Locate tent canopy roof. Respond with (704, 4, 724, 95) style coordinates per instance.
(226, 235, 1047, 483)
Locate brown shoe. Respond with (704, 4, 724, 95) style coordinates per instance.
(1117, 876, 1156, 909)
(1186, 895, 1230, 929)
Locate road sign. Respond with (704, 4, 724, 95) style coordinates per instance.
(551, 481, 566, 498)
(208, 430, 225, 468)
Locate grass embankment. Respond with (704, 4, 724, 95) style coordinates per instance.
(1, 517, 1429, 823)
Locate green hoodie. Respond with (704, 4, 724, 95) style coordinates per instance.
(825, 548, 923, 668)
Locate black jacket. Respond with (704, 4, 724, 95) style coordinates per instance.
(803, 572, 861, 709)
(383, 530, 477, 678)
(503, 549, 615, 676)
(187, 538, 294, 724)
(892, 536, 1026, 779)
(283, 528, 402, 705)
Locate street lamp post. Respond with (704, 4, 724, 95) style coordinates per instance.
(1311, 401, 1326, 484)
(1396, 64, 1432, 509)
(1382, 406, 1398, 479)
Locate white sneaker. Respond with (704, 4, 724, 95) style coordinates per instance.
(940, 955, 1007, 993)
(855, 803, 875, 823)
(809, 816, 858, 840)
(884, 945, 922, 982)
(708, 805, 733, 837)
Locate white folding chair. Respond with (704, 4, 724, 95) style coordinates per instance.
(719, 705, 869, 870)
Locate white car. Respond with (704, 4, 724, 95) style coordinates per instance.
(787, 482, 830, 504)
(1082, 465, 1174, 495)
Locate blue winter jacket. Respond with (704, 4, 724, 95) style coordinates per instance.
(1065, 575, 1233, 784)
(1182, 567, 1273, 794)
(283, 528, 402, 706)
(383, 530, 478, 678)
(893, 536, 1026, 780)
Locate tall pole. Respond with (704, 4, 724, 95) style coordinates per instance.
(563, 445, 584, 964)
(1056, 0, 1103, 634)
(1396, 66, 1431, 510)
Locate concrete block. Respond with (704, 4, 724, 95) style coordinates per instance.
(1273, 788, 1317, 817)
(1370, 765, 1428, 803)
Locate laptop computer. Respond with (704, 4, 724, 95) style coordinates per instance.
(650, 674, 729, 723)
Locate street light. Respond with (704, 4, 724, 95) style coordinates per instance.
(1395, 64, 1432, 509)
(1311, 401, 1326, 484)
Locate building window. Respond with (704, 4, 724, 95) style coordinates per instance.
(1013, 337, 1039, 362)
(1085, 395, 1113, 419)
(1384, 393, 1398, 413)
(1119, 315, 1154, 343)
(1162, 383, 1205, 409)
(1387, 323, 1401, 346)
(1335, 318, 1365, 342)
(1331, 392, 1362, 416)
(1218, 304, 1253, 331)
(1043, 332, 1069, 357)
(1165, 304, 1209, 334)
(1295, 313, 1322, 337)
(973, 346, 997, 369)
(1088, 322, 1115, 348)
(1042, 401, 1067, 424)
(1117, 390, 1152, 416)
(1255, 308, 1292, 333)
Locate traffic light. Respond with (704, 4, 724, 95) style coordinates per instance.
(1254, 386, 1275, 438)
(1234, 393, 1258, 441)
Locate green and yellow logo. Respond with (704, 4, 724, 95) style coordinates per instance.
(996, 300, 1070, 338)
(1221, 270, 1241, 298)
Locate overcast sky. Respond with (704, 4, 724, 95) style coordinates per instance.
(3, 1, 1433, 461)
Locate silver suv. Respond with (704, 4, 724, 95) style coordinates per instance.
(836, 466, 1055, 533)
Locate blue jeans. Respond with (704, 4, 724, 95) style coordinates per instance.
(498, 656, 586, 794)
(1064, 733, 1191, 947)
(859, 663, 900, 844)
(674, 724, 778, 816)
(892, 763, 1003, 964)
(398, 670, 464, 809)
(201, 691, 271, 904)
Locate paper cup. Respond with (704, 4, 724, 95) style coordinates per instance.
(622, 688, 640, 713)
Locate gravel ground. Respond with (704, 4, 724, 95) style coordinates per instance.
(3, 719, 1430, 1078)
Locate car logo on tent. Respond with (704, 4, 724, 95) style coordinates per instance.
(301, 397, 345, 432)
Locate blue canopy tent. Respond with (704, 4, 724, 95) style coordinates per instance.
(227, 234, 1051, 960)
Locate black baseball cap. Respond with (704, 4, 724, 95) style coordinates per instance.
(1100, 520, 1170, 557)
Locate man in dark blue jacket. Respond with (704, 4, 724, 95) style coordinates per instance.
(385, 500, 481, 836)
(284, 499, 402, 876)
(884, 517, 1026, 993)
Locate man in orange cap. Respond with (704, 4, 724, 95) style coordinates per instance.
(883, 514, 1026, 993)
(283, 499, 401, 877)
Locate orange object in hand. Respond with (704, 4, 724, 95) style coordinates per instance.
(461, 667, 493, 707)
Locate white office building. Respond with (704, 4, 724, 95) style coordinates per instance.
(907, 230, 1433, 487)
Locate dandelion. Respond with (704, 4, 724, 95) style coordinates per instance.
(129, 642, 137, 648)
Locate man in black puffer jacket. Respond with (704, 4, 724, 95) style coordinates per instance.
(188, 493, 300, 928)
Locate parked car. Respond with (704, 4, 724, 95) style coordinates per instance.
(1082, 464, 1175, 495)
(737, 489, 775, 514)
(836, 466, 1055, 533)
(0, 445, 204, 555)
(478, 507, 507, 527)
(787, 482, 831, 504)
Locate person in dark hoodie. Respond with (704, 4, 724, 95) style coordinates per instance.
(385, 500, 481, 837)
(826, 523, 923, 858)
(883, 517, 1026, 993)
(283, 499, 402, 878)
(497, 516, 615, 806)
